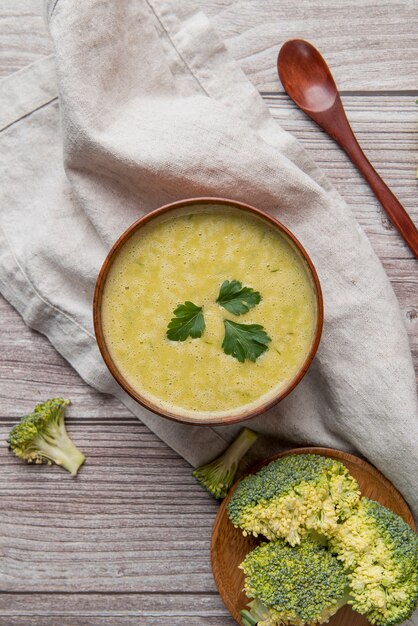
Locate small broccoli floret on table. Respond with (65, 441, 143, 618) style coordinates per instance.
(7, 398, 85, 476)
(227, 454, 360, 545)
(240, 537, 350, 626)
(192, 428, 258, 499)
(330, 498, 418, 626)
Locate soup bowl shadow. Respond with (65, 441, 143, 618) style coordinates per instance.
(93, 197, 324, 425)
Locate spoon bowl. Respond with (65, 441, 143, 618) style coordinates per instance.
(278, 39, 337, 113)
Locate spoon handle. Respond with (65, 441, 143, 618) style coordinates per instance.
(316, 98, 418, 259)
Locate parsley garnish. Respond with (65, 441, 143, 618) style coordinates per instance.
(166, 301, 205, 341)
(216, 280, 261, 315)
(165, 281, 270, 362)
(222, 320, 271, 363)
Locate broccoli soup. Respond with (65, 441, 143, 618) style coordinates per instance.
(100, 205, 320, 420)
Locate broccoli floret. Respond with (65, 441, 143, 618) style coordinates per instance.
(227, 454, 360, 545)
(192, 428, 258, 499)
(329, 498, 418, 626)
(7, 398, 85, 476)
(227, 453, 417, 626)
(240, 537, 350, 625)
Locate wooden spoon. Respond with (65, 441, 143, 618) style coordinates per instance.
(277, 39, 418, 259)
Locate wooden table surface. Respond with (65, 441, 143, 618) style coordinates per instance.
(0, 1, 417, 624)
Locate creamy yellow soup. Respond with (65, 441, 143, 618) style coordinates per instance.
(101, 206, 318, 419)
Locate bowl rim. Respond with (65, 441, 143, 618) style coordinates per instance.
(93, 196, 324, 425)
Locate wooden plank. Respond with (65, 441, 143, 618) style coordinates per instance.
(1, 0, 417, 92)
(0, 0, 52, 77)
(0, 594, 234, 626)
(0, 417, 222, 593)
(202, 0, 418, 92)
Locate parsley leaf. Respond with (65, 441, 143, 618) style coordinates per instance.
(216, 280, 261, 315)
(222, 320, 271, 362)
(166, 302, 205, 341)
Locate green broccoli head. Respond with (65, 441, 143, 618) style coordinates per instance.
(227, 454, 360, 545)
(7, 398, 85, 476)
(240, 537, 350, 626)
(331, 498, 418, 626)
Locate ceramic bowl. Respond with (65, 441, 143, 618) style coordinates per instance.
(93, 197, 323, 425)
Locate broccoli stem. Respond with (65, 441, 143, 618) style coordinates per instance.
(192, 428, 258, 499)
(241, 599, 272, 626)
(35, 425, 85, 476)
(221, 428, 258, 471)
(240, 610, 258, 626)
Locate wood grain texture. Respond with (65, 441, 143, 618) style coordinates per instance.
(0, 1, 417, 625)
(1, 1, 418, 92)
(0, 0, 52, 77)
(0, 416, 220, 594)
(0, 594, 231, 625)
(211, 448, 416, 626)
(202, 0, 418, 92)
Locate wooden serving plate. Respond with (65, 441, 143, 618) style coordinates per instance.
(211, 447, 416, 626)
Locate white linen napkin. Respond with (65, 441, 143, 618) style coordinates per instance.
(0, 0, 417, 521)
